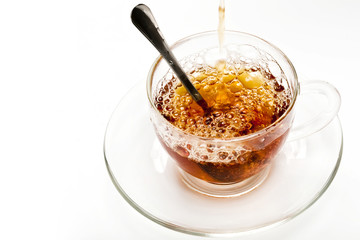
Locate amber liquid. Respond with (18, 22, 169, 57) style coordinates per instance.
(218, 0, 225, 55)
(154, 61, 290, 184)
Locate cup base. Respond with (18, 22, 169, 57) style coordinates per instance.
(178, 165, 271, 198)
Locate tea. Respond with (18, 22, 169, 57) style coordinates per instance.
(153, 52, 291, 183)
(218, 0, 225, 55)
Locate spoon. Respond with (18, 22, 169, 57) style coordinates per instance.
(131, 4, 209, 111)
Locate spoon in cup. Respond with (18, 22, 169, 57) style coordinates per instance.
(131, 4, 209, 111)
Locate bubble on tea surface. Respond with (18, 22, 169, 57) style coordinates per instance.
(235, 45, 262, 60)
(203, 47, 227, 68)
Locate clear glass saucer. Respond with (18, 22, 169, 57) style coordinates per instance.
(103, 82, 343, 237)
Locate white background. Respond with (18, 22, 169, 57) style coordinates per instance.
(0, 0, 359, 239)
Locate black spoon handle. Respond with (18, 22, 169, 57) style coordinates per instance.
(131, 4, 208, 110)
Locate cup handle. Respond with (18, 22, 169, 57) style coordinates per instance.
(287, 80, 341, 142)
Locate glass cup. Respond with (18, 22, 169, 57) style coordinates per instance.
(147, 31, 340, 197)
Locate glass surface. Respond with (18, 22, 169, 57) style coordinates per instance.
(103, 81, 342, 236)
